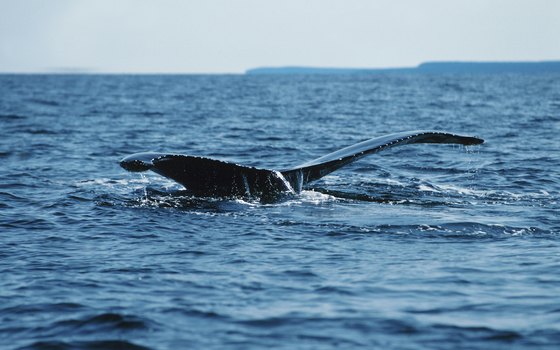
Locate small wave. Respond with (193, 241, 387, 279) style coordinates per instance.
(418, 183, 493, 198)
(311, 187, 402, 203)
(163, 307, 229, 320)
(0, 191, 29, 201)
(119, 188, 336, 210)
(21, 128, 60, 135)
(137, 111, 164, 117)
(0, 302, 85, 315)
(97, 187, 259, 215)
(0, 113, 27, 120)
(18, 340, 151, 350)
(1, 174, 43, 189)
(314, 222, 553, 238)
(405, 302, 502, 316)
(27, 98, 60, 107)
(430, 324, 523, 342)
(314, 285, 356, 296)
(275, 190, 336, 206)
(403, 222, 551, 237)
(413, 181, 555, 206)
(99, 266, 155, 273)
(55, 313, 149, 331)
(1, 217, 57, 231)
(75, 177, 151, 188)
(280, 269, 319, 278)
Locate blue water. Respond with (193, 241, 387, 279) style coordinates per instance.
(1, 74, 559, 350)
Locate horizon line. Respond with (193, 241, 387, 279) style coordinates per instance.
(1, 59, 560, 75)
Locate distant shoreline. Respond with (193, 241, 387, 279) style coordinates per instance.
(246, 61, 560, 75)
(2, 61, 559, 75)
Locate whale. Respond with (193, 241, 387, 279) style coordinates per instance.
(120, 130, 483, 201)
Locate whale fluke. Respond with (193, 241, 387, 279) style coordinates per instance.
(120, 131, 483, 200)
(280, 131, 483, 189)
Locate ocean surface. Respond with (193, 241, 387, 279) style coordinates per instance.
(1, 73, 559, 350)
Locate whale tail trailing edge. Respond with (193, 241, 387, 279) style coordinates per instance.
(120, 131, 483, 199)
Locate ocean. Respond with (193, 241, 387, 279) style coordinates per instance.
(1, 73, 559, 349)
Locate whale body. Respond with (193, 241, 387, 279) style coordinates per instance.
(120, 131, 483, 200)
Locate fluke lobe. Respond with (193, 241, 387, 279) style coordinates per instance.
(120, 131, 483, 201)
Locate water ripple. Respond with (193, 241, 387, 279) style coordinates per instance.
(1, 74, 559, 350)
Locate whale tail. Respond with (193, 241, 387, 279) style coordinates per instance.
(120, 131, 483, 199)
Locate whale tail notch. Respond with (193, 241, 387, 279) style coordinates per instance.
(120, 130, 483, 200)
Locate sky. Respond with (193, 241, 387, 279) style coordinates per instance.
(0, 0, 559, 73)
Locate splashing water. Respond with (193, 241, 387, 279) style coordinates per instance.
(273, 170, 296, 194)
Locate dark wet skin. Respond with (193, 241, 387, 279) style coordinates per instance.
(120, 130, 484, 200)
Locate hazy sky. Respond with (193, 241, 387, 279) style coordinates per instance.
(1, 0, 559, 73)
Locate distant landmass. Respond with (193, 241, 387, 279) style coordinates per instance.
(246, 61, 560, 75)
